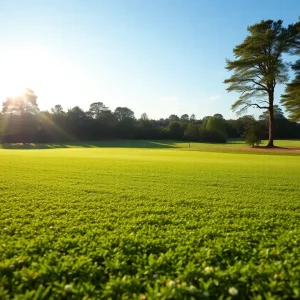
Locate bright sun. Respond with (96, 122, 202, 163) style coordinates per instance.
(0, 43, 59, 102)
(0, 42, 82, 111)
(3, 84, 27, 98)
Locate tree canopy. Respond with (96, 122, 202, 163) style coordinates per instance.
(114, 107, 135, 122)
(281, 61, 300, 121)
(2, 88, 39, 115)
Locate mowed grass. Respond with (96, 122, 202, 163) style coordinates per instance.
(1, 139, 300, 150)
(1, 147, 300, 299)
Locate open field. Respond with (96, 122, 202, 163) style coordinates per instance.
(1, 143, 300, 299)
(1, 139, 300, 152)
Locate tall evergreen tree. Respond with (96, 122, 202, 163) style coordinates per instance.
(224, 20, 298, 147)
(281, 62, 300, 121)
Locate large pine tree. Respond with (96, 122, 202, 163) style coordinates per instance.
(281, 62, 300, 121)
(281, 20, 300, 121)
(224, 20, 298, 147)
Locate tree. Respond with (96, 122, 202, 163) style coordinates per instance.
(224, 19, 299, 147)
(67, 106, 87, 121)
(234, 115, 257, 137)
(167, 121, 185, 140)
(114, 107, 135, 122)
(205, 116, 227, 143)
(51, 104, 64, 115)
(281, 20, 300, 120)
(168, 114, 179, 121)
(243, 120, 263, 147)
(259, 105, 285, 121)
(140, 113, 149, 121)
(2, 89, 39, 143)
(88, 102, 109, 119)
(281, 62, 300, 121)
(98, 110, 116, 125)
(213, 113, 224, 119)
(2, 88, 39, 115)
(184, 123, 199, 141)
(190, 114, 196, 122)
(201, 116, 211, 128)
(180, 114, 189, 122)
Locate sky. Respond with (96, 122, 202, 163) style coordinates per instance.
(0, 0, 299, 120)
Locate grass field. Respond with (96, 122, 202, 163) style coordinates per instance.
(1, 141, 300, 299)
(1, 139, 300, 150)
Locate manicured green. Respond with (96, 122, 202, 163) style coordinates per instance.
(1, 145, 300, 299)
(1, 138, 299, 150)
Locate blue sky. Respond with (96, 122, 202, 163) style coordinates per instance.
(0, 0, 299, 120)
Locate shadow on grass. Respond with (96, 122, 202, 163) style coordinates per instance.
(226, 140, 245, 145)
(0, 138, 253, 150)
(0, 140, 181, 150)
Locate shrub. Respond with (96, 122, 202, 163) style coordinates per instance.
(243, 120, 263, 147)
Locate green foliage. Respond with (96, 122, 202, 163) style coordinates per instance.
(183, 123, 200, 141)
(281, 63, 300, 121)
(167, 121, 185, 140)
(168, 114, 179, 121)
(180, 114, 189, 122)
(116, 118, 137, 139)
(242, 119, 263, 147)
(204, 116, 227, 143)
(51, 104, 65, 115)
(114, 107, 135, 122)
(1, 147, 300, 298)
(2, 86, 300, 143)
(88, 102, 109, 119)
(259, 105, 285, 121)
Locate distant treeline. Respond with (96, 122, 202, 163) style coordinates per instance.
(1, 89, 299, 144)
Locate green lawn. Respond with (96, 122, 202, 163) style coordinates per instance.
(1, 146, 300, 299)
(1, 138, 299, 150)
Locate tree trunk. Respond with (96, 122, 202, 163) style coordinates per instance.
(267, 92, 275, 148)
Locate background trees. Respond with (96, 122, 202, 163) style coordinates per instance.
(203, 116, 227, 143)
(1, 89, 39, 143)
(1, 91, 299, 144)
(114, 107, 135, 122)
(88, 102, 109, 119)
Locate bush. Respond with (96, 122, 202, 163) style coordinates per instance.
(243, 120, 263, 147)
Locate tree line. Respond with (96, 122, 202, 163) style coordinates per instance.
(1, 88, 299, 145)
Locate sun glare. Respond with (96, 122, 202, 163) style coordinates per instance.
(3, 85, 27, 98)
(0, 43, 61, 104)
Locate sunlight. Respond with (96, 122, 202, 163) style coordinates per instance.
(0, 43, 60, 103)
(3, 84, 27, 99)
